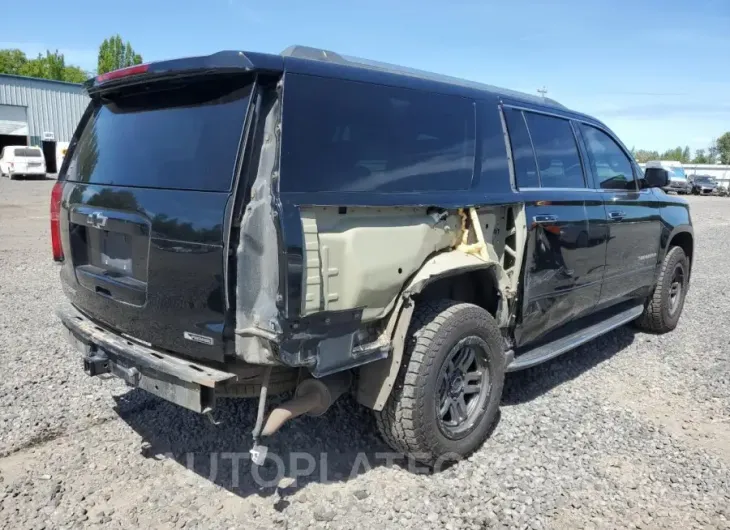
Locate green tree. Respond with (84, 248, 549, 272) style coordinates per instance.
(634, 149, 660, 163)
(18, 54, 47, 78)
(681, 146, 691, 163)
(717, 133, 730, 165)
(0, 49, 28, 75)
(6, 49, 88, 82)
(660, 146, 684, 161)
(692, 149, 709, 164)
(63, 65, 88, 83)
(708, 141, 719, 164)
(44, 50, 66, 80)
(97, 35, 143, 75)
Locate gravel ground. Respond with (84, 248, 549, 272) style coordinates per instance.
(0, 178, 728, 530)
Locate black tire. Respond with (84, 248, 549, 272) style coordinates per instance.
(635, 246, 689, 332)
(374, 300, 505, 466)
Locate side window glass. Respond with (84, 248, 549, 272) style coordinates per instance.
(280, 74, 476, 193)
(480, 105, 510, 185)
(523, 112, 585, 189)
(503, 108, 539, 188)
(580, 125, 637, 191)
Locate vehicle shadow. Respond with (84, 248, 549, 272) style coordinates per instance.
(112, 390, 421, 504)
(111, 326, 632, 501)
(501, 325, 637, 406)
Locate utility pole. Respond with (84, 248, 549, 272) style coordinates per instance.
(537, 86, 548, 99)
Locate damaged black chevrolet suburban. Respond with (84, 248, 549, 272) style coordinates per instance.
(54, 46, 693, 465)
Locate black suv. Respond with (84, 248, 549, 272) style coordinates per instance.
(690, 175, 718, 195)
(54, 46, 693, 465)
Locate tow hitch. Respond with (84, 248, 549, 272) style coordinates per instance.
(83, 350, 111, 376)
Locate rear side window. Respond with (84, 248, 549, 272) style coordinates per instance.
(15, 148, 42, 157)
(64, 77, 252, 192)
(580, 124, 637, 191)
(503, 108, 539, 188)
(523, 112, 584, 189)
(280, 74, 476, 193)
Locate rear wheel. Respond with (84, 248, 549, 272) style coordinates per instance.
(635, 246, 689, 332)
(374, 300, 505, 466)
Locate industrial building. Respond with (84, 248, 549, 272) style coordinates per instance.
(0, 74, 89, 173)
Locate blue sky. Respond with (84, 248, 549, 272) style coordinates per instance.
(2, 0, 729, 153)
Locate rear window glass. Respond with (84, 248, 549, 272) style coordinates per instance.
(15, 148, 42, 157)
(64, 78, 252, 192)
(280, 74, 476, 193)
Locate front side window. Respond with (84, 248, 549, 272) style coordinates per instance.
(580, 125, 637, 191)
(280, 74, 476, 193)
(523, 112, 585, 189)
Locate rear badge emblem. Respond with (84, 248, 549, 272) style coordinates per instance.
(87, 211, 108, 229)
(183, 331, 214, 346)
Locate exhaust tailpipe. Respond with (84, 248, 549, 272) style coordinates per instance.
(261, 371, 351, 436)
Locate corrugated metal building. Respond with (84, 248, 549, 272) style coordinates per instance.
(0, 74, 89, 172)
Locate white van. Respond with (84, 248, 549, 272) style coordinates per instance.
(0, 146, 47, 180)
(645, 160, 689, 194)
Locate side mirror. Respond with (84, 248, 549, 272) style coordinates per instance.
(644, 168, 669, 188)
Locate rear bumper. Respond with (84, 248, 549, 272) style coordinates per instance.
(57, 302, 236, 413)
(10, 167, 46, 175)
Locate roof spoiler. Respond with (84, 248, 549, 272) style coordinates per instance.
(85, 51, 284, 94)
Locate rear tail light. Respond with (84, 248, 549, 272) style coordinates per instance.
(96, 63, 150, 83)
(50, 181, 64, 261)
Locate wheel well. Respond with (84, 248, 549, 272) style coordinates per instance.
(669, 231, 693, 265)
(416, 269, 500, 317)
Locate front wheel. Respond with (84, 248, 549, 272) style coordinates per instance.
(374, 300, 505, 466)
(635, 246, 689, 332)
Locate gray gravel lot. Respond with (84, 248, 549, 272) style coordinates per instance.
(0, 178, 728, 529)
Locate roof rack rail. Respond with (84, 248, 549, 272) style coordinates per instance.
(280, 45, 346, 63)
(279, 44, 565, 109)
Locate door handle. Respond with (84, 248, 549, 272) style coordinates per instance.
(608, 211, 626, 221)
(533, 214, 558, 224)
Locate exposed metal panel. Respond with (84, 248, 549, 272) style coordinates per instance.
(0, 104, 28, 135)
(0, 74, 89, 143)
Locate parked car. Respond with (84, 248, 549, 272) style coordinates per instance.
(690, 175, 718, 195)
(646, 160, 690, 194)
(54, 46, 694, 466)
(0, 146, 47, 179)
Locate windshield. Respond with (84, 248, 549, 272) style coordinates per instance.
(14, 148, 42, 157)
(64, 77, 252, 192)
(695, 176, 714, 184)
(670, 166, 686, 179)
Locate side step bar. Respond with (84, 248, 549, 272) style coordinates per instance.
(506, 304, 643, 372)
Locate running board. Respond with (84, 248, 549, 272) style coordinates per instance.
(506, 304, 643, 372)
